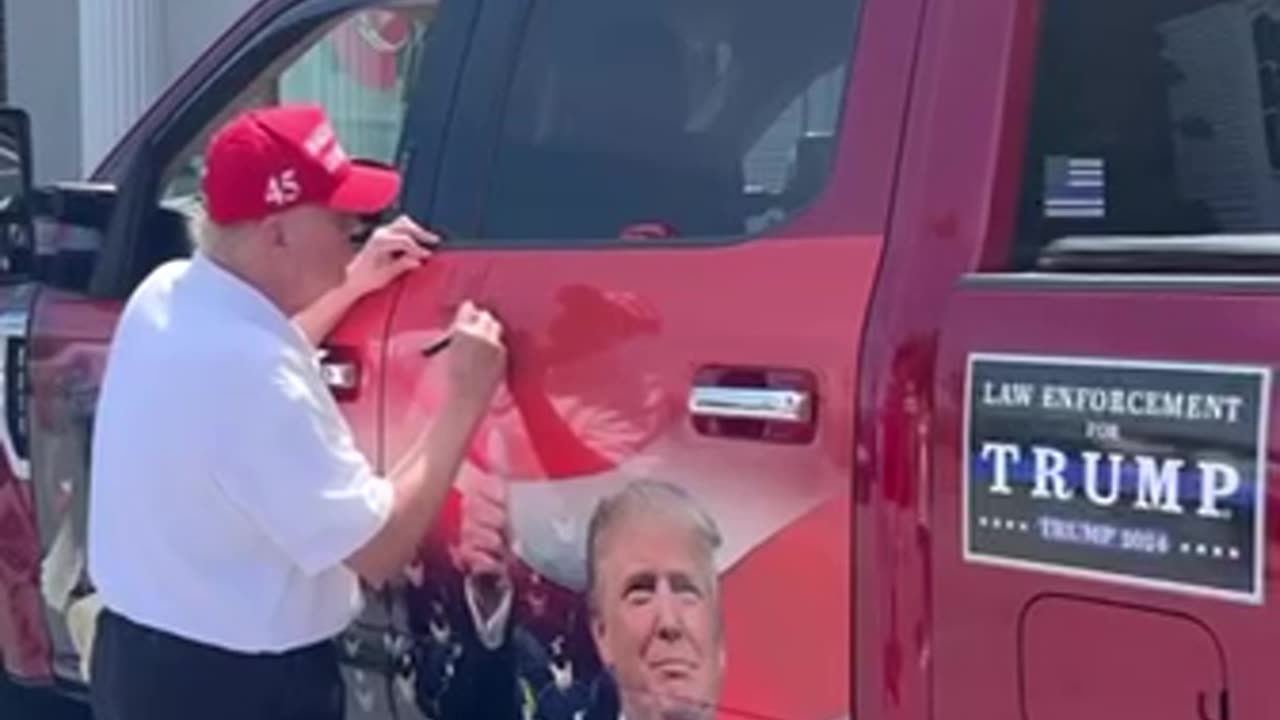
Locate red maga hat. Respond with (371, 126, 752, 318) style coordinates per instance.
(201, 103, 400, 225)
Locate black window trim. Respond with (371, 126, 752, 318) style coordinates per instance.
(401, 0, 519, 238)
(992, 0, 1280, 278)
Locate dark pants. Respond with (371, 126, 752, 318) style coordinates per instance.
(90, 608, 345, 720)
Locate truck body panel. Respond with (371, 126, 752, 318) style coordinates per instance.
(4, 0, 1279, 718)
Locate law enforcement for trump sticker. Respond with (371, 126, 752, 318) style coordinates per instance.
(963, 353, 1271, 604)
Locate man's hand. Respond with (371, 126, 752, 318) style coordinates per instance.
(345, 214, 437, 299)
(342, 300, 506, 589)
(294, 215, 438, 345)
(459, 472, 510, 579)
(446, 301, 507, 410)
(459, 470, 512, 619)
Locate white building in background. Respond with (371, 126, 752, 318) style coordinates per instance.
(3, 0, 258, 184)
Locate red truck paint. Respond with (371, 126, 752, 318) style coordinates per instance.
(1, 0, 1273, 718)
(0, 475, 47, 681)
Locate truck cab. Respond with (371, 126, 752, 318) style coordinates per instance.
(0, 0, 1276, 718)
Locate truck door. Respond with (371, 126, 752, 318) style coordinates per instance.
(920, 0, 1279, 717)
(379, 1, 924, 719)
(18, 0, 479, 712)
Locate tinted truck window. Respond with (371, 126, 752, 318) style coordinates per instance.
(481, 0, 861, 243)
(1014, 0, 1280, 268)
(162, 5, 435, 215)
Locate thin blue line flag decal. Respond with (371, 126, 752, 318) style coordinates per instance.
(1044, 155, 1106, 219)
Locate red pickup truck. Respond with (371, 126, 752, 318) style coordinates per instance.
(0, 0, 1275, 718)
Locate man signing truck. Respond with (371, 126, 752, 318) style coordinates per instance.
(84, 103, 507, 720)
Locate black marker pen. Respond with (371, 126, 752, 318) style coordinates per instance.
(421, 334, 452, 358)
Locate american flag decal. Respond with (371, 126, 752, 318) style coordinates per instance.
(1044, 155, 1106, 219)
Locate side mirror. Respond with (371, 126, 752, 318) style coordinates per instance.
(0, 107, 34, 275)
(0, 107, 33, 225)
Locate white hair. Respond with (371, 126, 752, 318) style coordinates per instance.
(584, 479, 723, 613)
(188, 206, 253, 259)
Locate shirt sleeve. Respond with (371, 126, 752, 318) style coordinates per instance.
(211, 345, 393, 577)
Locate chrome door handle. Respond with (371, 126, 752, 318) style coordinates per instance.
(316, 348, 359, 393)
(688, 386, 813, 423)
(319, 360, 358, 390)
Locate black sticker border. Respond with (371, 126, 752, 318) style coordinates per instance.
(961, 351, 1272, 606)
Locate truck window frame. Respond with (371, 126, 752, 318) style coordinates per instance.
(413, 0, 867, 251)
(987, 0, 1280, 278)
(90, 0, 479, 299)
